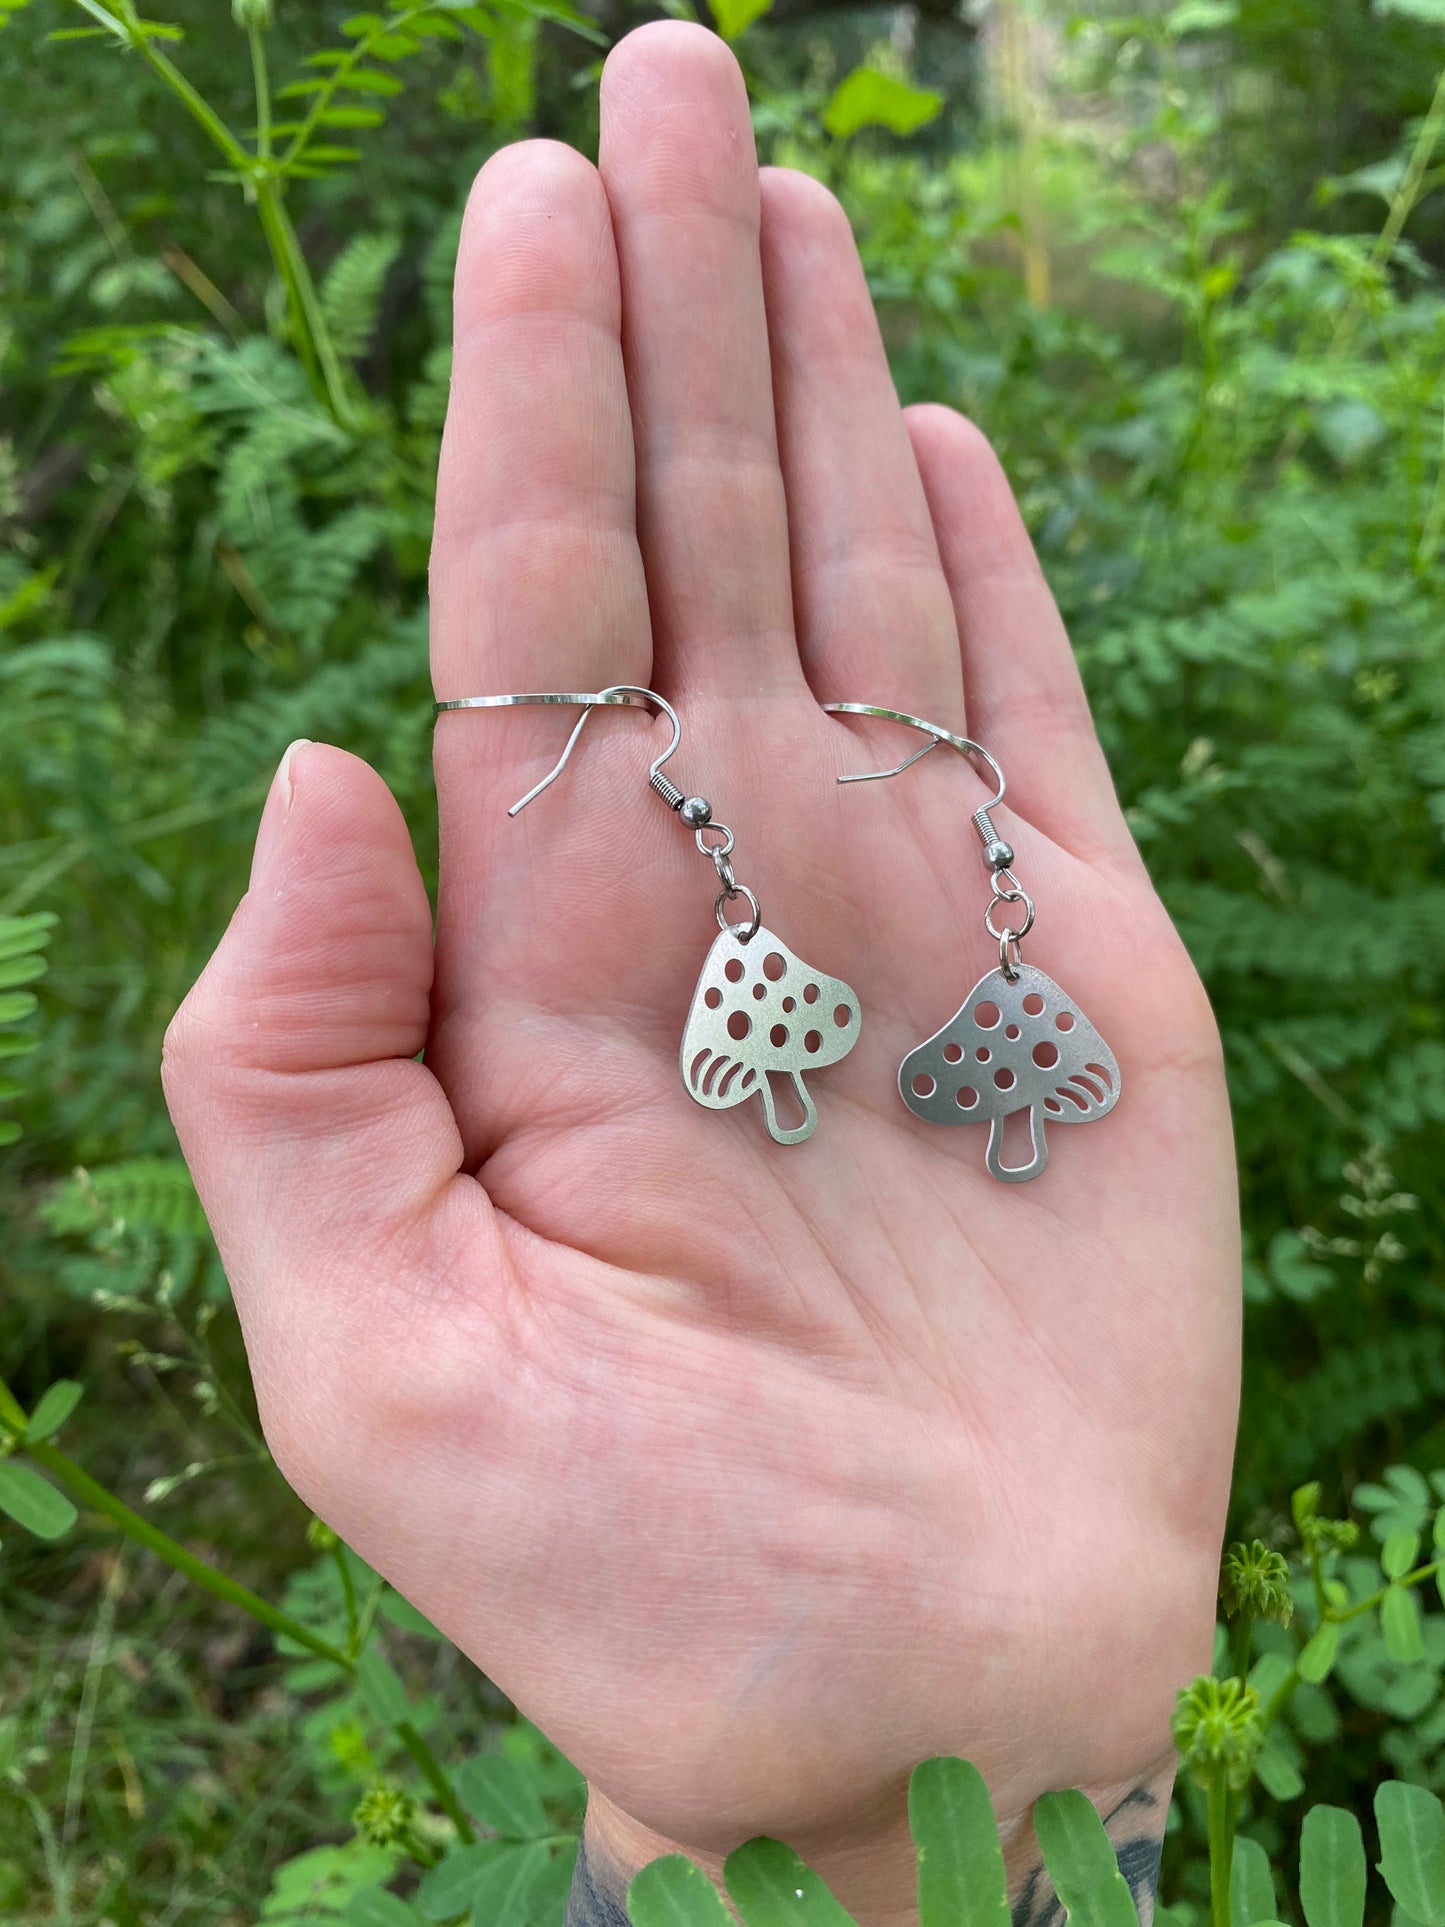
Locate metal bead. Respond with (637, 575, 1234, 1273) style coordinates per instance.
(680, 796, 713, 827)
(984, 839, 1015, 871)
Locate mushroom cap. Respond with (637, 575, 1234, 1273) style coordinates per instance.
(682, 924, 861, 1117)
(899, 963, 1120, 1130)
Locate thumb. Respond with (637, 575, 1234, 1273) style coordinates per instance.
(163, 742, 475, 1434)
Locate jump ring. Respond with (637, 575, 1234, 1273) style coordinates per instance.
(716, 883, 762, 942)
(999, 930, 1024, 980)
(984, 890, 1035, 943)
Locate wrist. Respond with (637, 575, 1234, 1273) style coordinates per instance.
(568, 1761, 1175, 1927)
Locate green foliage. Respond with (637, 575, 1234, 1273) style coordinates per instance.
(1374, 1781, 1445, 1924)
(1297, 1805, 1365, 1927)
(908, 1756, 1010, 1927)
(0, 913, 54, 1146)
(706, 0, 770, 43)
(627, 1857, 734, 1927)
(0, 1458, 78, 1540)
(2, 0, 1444, 1921)
(822, 69, 943, 141)
(1032, 1790, 1141, 1927)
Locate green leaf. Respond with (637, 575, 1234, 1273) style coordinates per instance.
(526, 1842, 578, 1922)
(0, 914, 55, 963)
(706, 0, 771, 38)
(0, 1461, 78, 1539)
(264, 1844, 399, 1919)
(317, 105, 387, 127)
(628, 1856, 733, 1927)
(454, 1755, 548, 1839)
(26, 1380, 83, 1442)
(1376, 1783, 1445, 1926)
(0, 992, 39, 1024)
(0, 953, 48, 990)
(909, 1758, 1010, 1927)
(1375, 0, 1445, 20)
(1166, 0, 1238, 29)
(822, 68, 942, 141)
(342, 1886, 425, 1927)
(1254, 1730, 1304, 1802)
(1383, 1530, 1422, 1579)
(1298, 1621, 1342, 1684)
(378, 1587, 445, 1641)
(465, 1841, 549, 1926)
(723, 1837, 859, 1924)
(1299, 1805, 1366, 1927)
(1381, 1585, 1425, 1664)
(336, 68, 405, 94)
(1314, 398, 1388, 468)
(355, 1649, 408, 1726)
(416, 1843, 509, 1920)
(1032, 1791, 1139, 1927)
(1230, 1835, 1276, 1927)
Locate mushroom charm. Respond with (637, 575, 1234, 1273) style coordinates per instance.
(681, 925, 861, 1146)
(898, 962, 1120, 1182)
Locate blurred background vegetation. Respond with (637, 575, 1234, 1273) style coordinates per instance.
(2, 0, 1445, 1921)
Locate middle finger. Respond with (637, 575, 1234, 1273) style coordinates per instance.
(599, 24, 802, 705)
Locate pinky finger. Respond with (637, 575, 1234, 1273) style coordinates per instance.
(906, 403, 1136, 866)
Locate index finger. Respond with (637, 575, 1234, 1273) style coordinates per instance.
(430, 141, 653, 815)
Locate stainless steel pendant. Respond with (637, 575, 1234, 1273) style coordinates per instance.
(681, 924, 861, 1146)
(898, 963, 1120, 1182)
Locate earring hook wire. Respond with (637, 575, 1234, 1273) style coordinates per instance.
(821, 702, 1006, 810)
(432, 686, 678, 816)
(507, 684, 680, 816)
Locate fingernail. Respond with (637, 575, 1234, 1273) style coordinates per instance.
(249, 740, 311, 889)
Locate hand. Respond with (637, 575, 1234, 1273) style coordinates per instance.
(163, 24, 1240, 1924)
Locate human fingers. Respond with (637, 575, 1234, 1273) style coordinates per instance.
(599, 24, 801, 704)
(906, 404, 1135, 862)
(162, 744, 497, 1466)
(759, 168, 964, 725)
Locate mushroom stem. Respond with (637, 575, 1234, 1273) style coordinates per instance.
(757, 1071, 818, 1147)
(984, 1107, 1050, 1183)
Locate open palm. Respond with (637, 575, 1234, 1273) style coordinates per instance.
(164, 24, 1240, 1922)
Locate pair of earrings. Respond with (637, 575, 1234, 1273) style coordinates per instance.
(433, 688, 1120, 1182)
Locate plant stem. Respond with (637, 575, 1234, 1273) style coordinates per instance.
(1227, 1610, 1254, 1685)
(249, 22, 272, 161)
(1263, 1663, 1300, 1730)
(1373, 63, 1445, 270)
(104, 6, 253, 171)
(71, 0, 353, 425)
(355, 1568, 387, 1653)
(1334, 1558, 1443, 1621)
(0, 1368, 473, 1842)
(277, 9, 406, 170)
(0, 1375, 29, 1435)
(397, 1723, 475, 1844)
(331, 1539, 361, 1652)
(1206, 1766, 1234, 1927)
(254, 181, 353, 426)
(242, 10, 351, 425)
(24, 1435, 351, 1665)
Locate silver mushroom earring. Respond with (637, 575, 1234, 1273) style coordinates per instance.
(435, 686, 862, 1146)
(823, 703, 1120, 1183)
